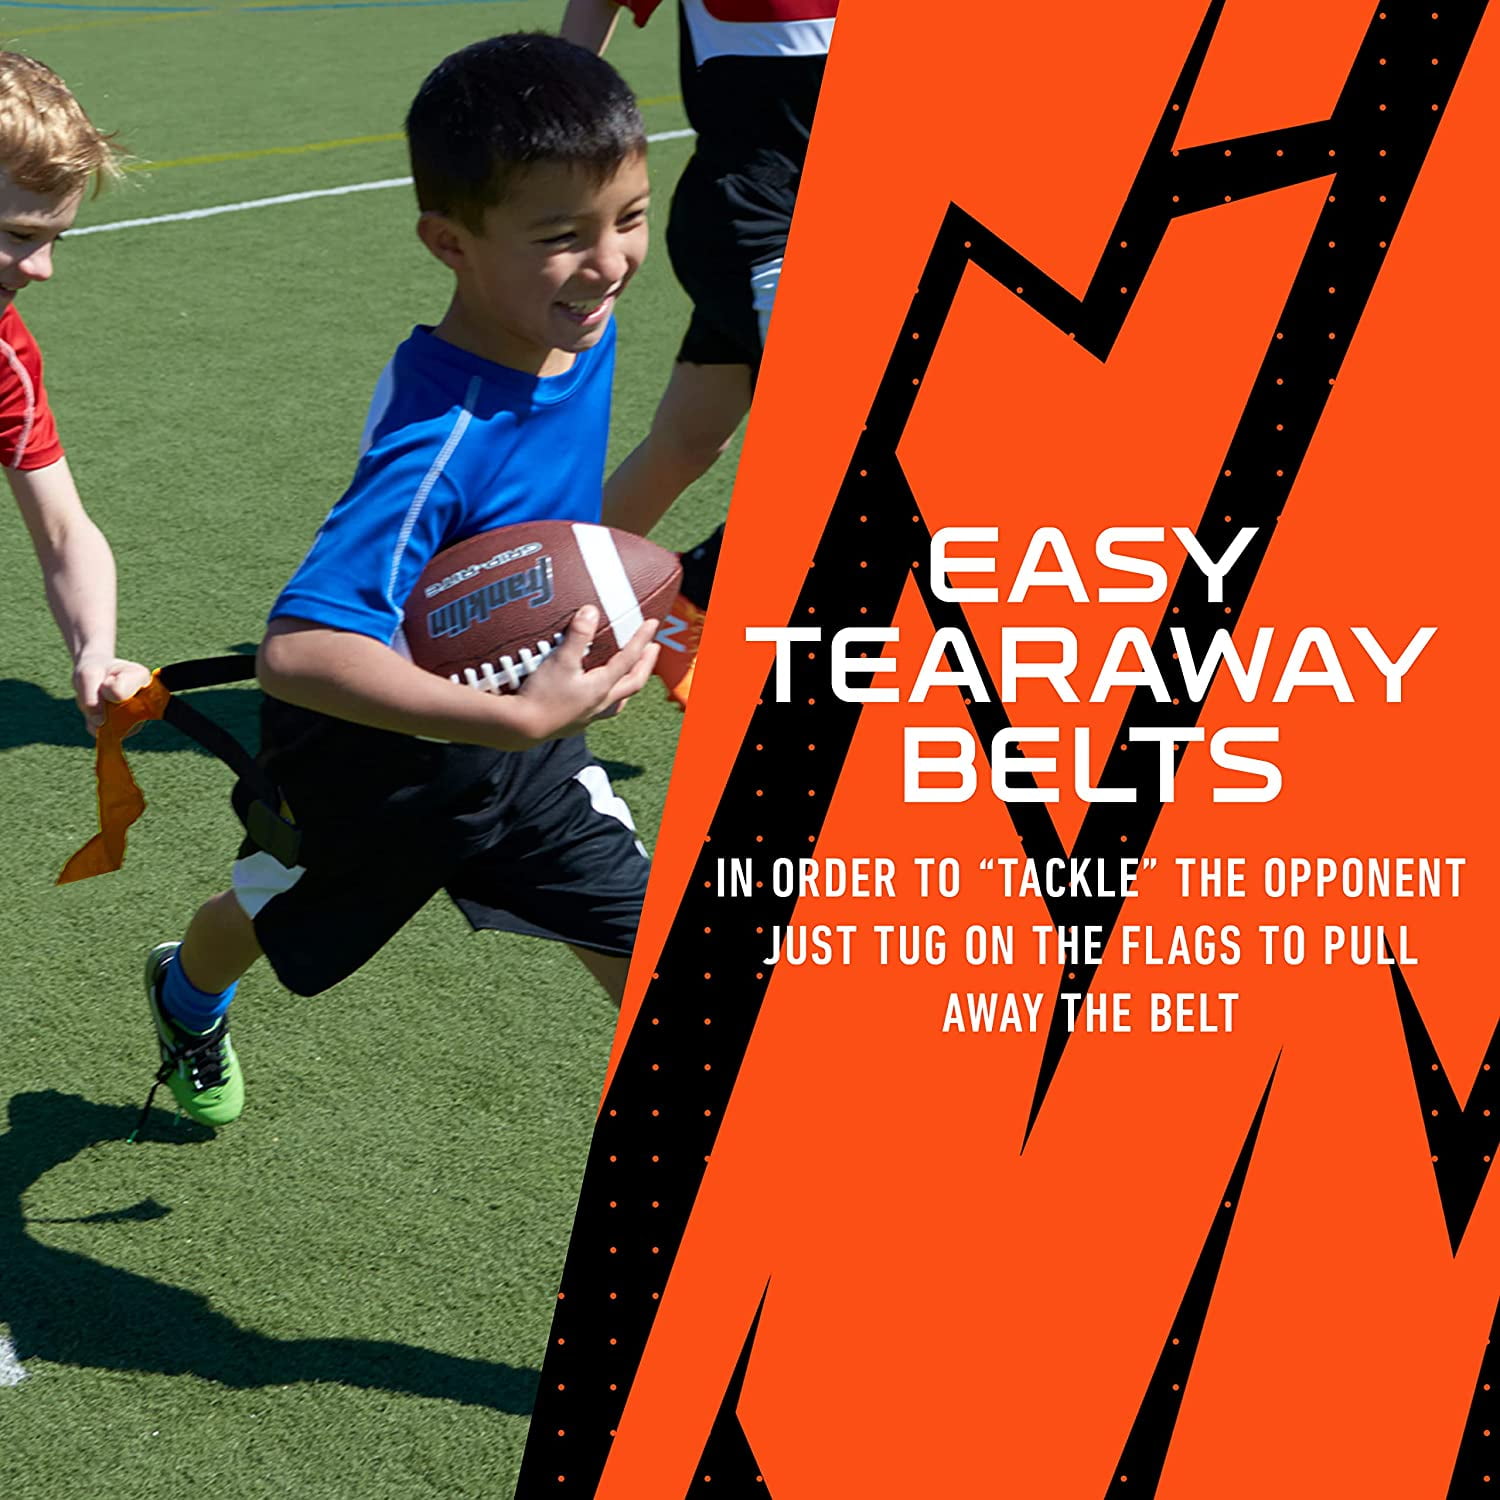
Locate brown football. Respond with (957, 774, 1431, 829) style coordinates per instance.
(402, 521, 682, 692)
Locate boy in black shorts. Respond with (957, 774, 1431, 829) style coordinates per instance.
(563, 0, 836, 705)
(140, 35, 659, 1128)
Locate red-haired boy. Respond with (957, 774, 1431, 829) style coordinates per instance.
(0, 52, 149, 729)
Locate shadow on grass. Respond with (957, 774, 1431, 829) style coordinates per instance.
(0, 680, 263, 756)
(0, 679, 644, 784)
(595, 757, 643, 784)
(1, 1090, 539, 1414)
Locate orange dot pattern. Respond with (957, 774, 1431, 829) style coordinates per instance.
(1449, 1296, 1500, 1493)
(515, 5, 1487, 1492)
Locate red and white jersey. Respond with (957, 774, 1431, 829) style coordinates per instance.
(0, 304, 63, 471)
(624, 0, 835, 61)
(624, 0, 836, 172)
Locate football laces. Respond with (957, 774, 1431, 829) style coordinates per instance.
(452, 633, 565, 694)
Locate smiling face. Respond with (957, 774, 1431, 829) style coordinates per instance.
(0, 168, 81, 308)
(420, 151, 650, 377)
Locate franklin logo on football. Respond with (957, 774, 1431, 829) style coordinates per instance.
(426, 554, 555, 640)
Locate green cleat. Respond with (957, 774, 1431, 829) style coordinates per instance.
(139, 941, 244, 1131)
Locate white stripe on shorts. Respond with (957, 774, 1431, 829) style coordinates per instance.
(232, 848, 306, 919)
(231, 769, 644, 922)
(574, 764, 647, 859)
(750, 256, 783, 347)
(0, 1328, 26, 1387)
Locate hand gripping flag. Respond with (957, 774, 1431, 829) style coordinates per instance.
(57, 670, 173, 883)
(57, 656, 299, 884)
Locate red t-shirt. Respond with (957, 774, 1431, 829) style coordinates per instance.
(624, 0, 836, 25)
(0, 303, 64, 471)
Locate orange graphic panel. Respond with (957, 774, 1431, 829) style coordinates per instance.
(517, 5, 1498, 1496)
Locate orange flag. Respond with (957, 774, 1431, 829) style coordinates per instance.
(57, 671, 172, 884)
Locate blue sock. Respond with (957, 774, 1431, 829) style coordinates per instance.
(161, 956, 237, 1033)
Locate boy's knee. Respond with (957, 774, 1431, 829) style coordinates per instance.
(200, 888, 253, 931)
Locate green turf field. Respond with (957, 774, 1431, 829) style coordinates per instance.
(0, 8, 731, 1495)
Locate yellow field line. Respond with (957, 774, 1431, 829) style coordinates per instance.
(74, 129, 693, 238)
(131, 131, 402, 172)
(127, 95, 682, 174)
(6, 8, 215, 38)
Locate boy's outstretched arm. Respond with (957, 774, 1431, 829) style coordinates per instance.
(560, 0, 623, 54)
(8, 457, 152, 732)
(258, 604, 659, 750)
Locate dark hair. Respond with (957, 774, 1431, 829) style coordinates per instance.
(406, 34, 646, 232)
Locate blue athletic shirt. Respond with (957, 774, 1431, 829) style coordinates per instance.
(271, 321, 615, 644)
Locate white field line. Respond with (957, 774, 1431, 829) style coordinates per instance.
(70, 176, 413, 235)
(0, 124, 704, 1403)
(71, 129, 696, 239)
(0, 1328, 26, 1386)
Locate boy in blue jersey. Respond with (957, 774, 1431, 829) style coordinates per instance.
(138, 35, 660, 1127)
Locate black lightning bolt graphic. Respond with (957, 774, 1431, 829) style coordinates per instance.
(1447, 1296, 1498, 1496)
(1107, 1061, 1278, 1496)
(684, 1285, 772, 1496)
(517, 6, 1490, 1493)
(1391, 964, 1499, 1255)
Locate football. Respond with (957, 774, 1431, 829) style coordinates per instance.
(402, 521, 682, 692)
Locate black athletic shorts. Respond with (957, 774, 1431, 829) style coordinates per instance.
(229, 699, 648, 997)
(666, 149, 799, 372)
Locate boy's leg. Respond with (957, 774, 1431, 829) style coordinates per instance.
(600, 360, 752, 539)
(179, 889, 264, 994)
(141, 885, 264, 1132)
(143, 889, 260, 1131)
(603, 358, 749, 710)
(154, 889, 261, 1035)
(569, 944, 629, 1007)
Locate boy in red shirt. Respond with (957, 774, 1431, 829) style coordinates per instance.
(0, 52, 149, 729)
